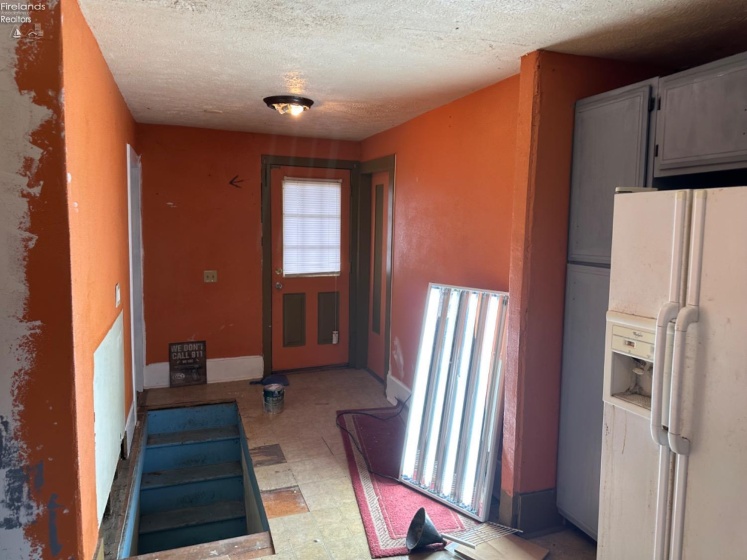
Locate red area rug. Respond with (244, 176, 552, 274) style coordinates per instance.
(338, 407, 477, 558)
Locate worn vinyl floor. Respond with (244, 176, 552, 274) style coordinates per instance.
(144, 368, 596, 560)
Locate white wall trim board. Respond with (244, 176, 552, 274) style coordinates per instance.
(386, 372, 411, 406)
(144, 355, 264, 388)
(124, 401, 136, 459)
(126, 144, 146, 393)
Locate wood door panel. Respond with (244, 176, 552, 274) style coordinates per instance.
(282, 293, 306, 347)
(317, 291, 339, 345)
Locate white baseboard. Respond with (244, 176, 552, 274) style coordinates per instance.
(124, 401, 136, 458)
(144, 355, 264, 389)
(386, 372, 411, 406)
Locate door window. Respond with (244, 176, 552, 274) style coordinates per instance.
(282, 177, 342, 276)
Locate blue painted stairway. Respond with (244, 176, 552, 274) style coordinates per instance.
(131, 403, 266, 555)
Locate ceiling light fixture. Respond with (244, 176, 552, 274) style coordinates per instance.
(263, 95, 314, 116)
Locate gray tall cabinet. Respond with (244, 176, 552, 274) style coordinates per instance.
(558, 50, 747, 540)
(556, 79, 657, 539)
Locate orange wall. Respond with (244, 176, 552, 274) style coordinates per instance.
(502, 51, 658, 502)
(62, 0, 137, 558)
(138, 126, 360, 365)
(361, 76, 520, 388)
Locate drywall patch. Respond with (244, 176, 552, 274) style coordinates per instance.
(93, 311, 125, 524)
(0, 2, 58, 557)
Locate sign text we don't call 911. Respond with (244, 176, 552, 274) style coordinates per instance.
(169, 341, 207, 387)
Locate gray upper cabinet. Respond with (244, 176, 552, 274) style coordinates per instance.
(568, 79, 656, 265)
(655, 51, 747, 177)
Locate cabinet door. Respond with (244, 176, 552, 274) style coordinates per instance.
(568, 80, 655, 265)
(655, 51, 747, 176)
(556, 264, 610, 540)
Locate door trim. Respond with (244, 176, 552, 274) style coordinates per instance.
(126, 144, 144, 457)
(360, 155, 396, 380)
(261, 156, 361, 375)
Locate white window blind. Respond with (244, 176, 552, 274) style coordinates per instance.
(282, 178, 342, 276)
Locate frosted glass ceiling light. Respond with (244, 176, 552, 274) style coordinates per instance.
(263, 95, 314, 116)
(400, 284, 509, 522)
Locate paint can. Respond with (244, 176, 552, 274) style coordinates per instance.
(263, 383, 285, 414)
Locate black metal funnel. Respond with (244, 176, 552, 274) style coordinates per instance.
(406, 507, 445, 551)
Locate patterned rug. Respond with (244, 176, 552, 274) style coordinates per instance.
(337, 406, 478, 558)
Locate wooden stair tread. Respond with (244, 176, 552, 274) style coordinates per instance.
(127, 531, 273, 560)
(146, 425, 239, 448)
(139, 500, 246, 534)
(141, 461, 243, 490)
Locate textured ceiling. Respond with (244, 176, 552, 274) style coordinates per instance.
(79, 0, 747, 141)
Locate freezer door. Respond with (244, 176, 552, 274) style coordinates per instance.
(609, 190, 691, 318)
(597, 404, 662, 560)
(672, 187, 747, 559)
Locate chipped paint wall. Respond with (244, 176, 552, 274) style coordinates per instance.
(361, 76, 520, 389)
(0, 2, 81, 558)
(138, 125, 359, 367)
(60, 0, 136, 556)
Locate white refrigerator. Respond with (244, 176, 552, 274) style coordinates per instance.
(597, 186, 747, 560)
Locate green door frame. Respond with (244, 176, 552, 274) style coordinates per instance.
(359, 155, 396, 380)
(261, 155, 363, 375)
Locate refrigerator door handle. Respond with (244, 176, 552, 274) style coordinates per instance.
(668, 190, 705, 457)
(666, 306, 697, 560)
(651, 302, 679, 446)
(667, 305, 698, 456)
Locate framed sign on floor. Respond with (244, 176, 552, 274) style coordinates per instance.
(169, 341, 207, 387)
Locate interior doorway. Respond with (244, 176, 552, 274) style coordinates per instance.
(260, 155, 395, 377)
(360, 156, 395, 381)
(127, 145, 145, 392)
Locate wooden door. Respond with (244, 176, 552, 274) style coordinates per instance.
(270, 166, 350, 371)
(366, 172, 389, 379)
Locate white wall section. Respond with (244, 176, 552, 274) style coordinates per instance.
(144, 355, 264, 389)
(93, 311, 126, 524)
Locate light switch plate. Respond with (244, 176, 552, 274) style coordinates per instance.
(204, 270, 218, 283)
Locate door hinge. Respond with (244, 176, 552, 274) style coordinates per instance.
(657, 97, 661, 110)
(648, 97, 656, 112)
(654, 144, 659, 157)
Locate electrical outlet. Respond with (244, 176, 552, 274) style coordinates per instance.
(204, 270, 218, 283)
(115, 283, 121, 307)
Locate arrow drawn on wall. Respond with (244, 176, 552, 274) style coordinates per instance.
(228, 175, 244, 188)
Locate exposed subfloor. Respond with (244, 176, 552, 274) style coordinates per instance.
(143, 368, 597, 560)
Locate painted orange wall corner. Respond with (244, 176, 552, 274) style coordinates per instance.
(501, 50, 660, 516)
(361, 75, 520, 388)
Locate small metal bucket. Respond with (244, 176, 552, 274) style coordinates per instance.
(263, 384, 285, 414)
